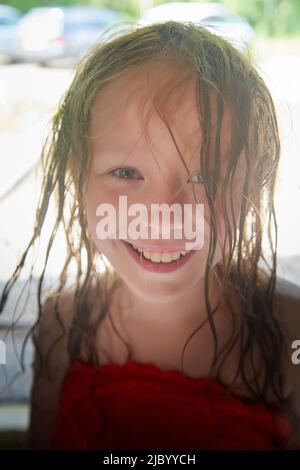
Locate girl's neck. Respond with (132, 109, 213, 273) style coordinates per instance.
(105, 269, 241, 380)
(112, 269, 227, 333)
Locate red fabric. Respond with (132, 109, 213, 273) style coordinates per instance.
(50, 360, 291, 450)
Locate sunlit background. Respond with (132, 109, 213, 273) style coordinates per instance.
(0, 0, 299, 449)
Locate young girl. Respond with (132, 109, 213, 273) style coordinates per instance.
(1, 21, 300, 450)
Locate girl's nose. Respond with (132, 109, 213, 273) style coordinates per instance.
(140, 184, 193, 241)
(150, 173, 187, 205)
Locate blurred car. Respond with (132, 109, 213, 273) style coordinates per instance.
(7, 5, 122, 66)
(138, 2, 255, 53)
(0, 5, 22, 59)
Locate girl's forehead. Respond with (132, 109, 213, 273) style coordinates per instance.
(89, 62, 234, 158)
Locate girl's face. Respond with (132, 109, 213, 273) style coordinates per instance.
(84, 62, 245, 303)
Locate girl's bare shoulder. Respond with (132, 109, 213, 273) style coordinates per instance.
(26, 288, 78, 449)
(32, 288, 76, 376)
(35, 272, 121, 366)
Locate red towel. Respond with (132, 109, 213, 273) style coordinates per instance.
(50, 360, 291, 450)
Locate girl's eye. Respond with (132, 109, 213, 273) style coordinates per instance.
(190, 173, 206, 184)
(110, 168, 141, 180)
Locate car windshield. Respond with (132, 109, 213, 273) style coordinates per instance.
(0, 12, 20, 26)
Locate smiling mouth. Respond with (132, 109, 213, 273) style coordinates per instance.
(123, 240, 191, 264)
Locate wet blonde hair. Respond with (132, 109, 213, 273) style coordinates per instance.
(1, 21, 297, 447)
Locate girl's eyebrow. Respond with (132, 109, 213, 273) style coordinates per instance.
(94, 151, 125, 159)
(93, 150, 201, 164)
(93, 148, 126, 160)
(92, 146, 206, 169)
(92, 151, 134, 166)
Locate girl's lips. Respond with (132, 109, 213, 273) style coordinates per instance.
(121, 240, 196, 273)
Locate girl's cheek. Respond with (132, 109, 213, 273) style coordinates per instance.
(84, 185, 121, 248)
(213, 186, 243, 259)
(84, 186, 101, 240)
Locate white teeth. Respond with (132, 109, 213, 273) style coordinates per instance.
(130, 243, 189, 263)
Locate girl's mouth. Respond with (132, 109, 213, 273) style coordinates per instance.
(121, 240, 196, 273)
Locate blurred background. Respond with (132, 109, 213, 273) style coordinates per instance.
(0, 0, 299, 449)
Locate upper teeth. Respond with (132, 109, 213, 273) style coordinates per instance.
(131, 244, 189, 263)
